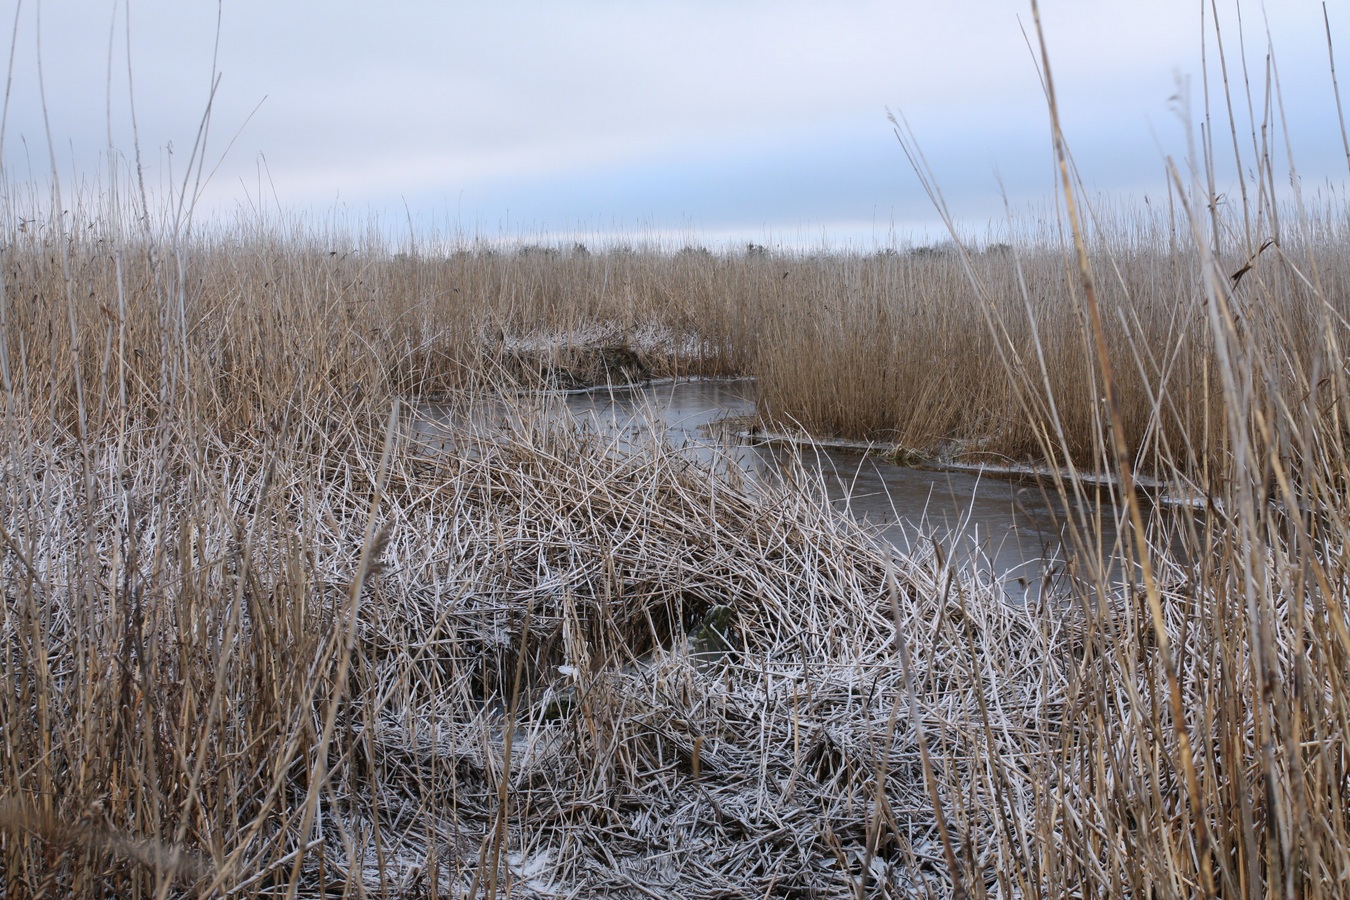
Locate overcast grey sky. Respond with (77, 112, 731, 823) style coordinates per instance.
(2, 1, 1347, 248)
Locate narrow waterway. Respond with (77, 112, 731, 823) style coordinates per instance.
(418, 378, 1155, 601)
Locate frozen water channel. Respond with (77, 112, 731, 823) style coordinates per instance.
(417, 378, 1150, 601)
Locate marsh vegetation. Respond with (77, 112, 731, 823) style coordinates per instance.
(4, 10, 1350, 900)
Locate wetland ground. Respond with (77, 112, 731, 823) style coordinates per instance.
(4, 14, 1350, 898)
(2, 191, 1347, 897)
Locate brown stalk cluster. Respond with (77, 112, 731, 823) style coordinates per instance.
(4, 5, 1350, 897)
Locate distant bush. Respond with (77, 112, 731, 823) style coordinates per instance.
(676, 245, 713, 258)
(908, 242, 955, 259)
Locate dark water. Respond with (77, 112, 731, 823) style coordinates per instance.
(418, 379, 1152, 600)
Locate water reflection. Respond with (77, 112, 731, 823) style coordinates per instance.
(417, 378, 1146, 600)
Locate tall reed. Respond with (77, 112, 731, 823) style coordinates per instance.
(4, 3, 1350, 896)
(880, 3, 1350, 896)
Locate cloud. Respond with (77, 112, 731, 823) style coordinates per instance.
(2, 0, 1346, 242)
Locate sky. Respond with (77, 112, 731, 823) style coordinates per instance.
(1, 1, 1347, 250)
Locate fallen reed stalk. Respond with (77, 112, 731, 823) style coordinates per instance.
(4, 4, 1350, 896)
(0, 385, 1075, 896)
(5, 162, 1350, 899)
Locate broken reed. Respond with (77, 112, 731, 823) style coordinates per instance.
(3, 172, 1350, 895)
(0, 374, 1069, 896)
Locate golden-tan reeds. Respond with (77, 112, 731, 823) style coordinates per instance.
(4, 161, 1350, 899)
(0, 372, 1068, 896)
(877, 3, 1350, 896)
(4, 3, 1350, 897)
(7, 189, 1344, 482)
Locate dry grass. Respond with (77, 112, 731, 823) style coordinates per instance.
(0, 382, 1068, 896)
(750, 214, 1350, 483)
(5, 185, 1349, 896)
(4, 5, 1350, 897)
(7, 194, 1346, 483)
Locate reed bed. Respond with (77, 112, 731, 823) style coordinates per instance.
(0, 388, 1068, 896)
(5, 5, 1350, 896)
(4, 177, 1350, 897)
(4, 183, 1350, 897)
(9, 196, 1348, 481)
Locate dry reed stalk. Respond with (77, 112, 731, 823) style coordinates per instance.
(11, 199, 1350, 477)
(874, 4, 1350, 896)
(0, 380, 1071, 896)
(4, 5, 1350, 895)
(6, 190, 1350, 895)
